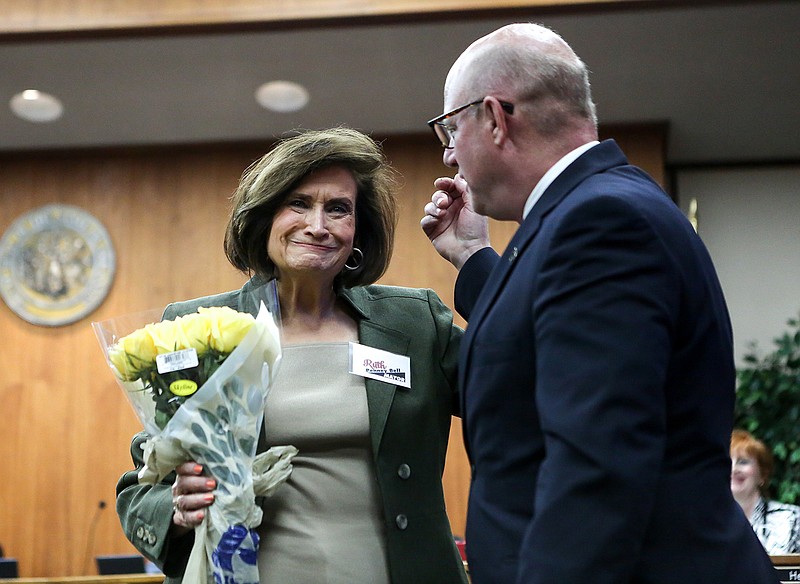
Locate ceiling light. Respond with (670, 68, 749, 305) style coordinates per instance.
(255, 81, 309, 113)
(10, 89, 64, 123)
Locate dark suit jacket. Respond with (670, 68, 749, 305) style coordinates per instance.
(116, 278, 468, 584)
(455, 140, 778, 584)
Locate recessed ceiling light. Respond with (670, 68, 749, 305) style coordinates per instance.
(255, 81, 310, 113)
(10, 89, 64, 123)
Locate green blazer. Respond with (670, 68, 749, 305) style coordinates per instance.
(116, 278, 468, 584)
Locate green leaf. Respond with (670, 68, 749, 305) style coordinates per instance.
(201, 449, 225, 464)
(736, 311, 800, 504)
(211, 434, 231, 457)
(191, 423, 208, 442)
(215, 467, 233, 483)
(239, 436, 256, 456)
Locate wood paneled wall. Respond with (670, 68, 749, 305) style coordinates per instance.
(0, 127, 663, 577)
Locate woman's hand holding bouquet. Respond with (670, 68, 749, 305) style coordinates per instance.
(94, 284, 297, 584)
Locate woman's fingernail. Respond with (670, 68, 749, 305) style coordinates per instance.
(206, 479, 216, 489)
(203, 494, 214, 503)
(193, 464, 203, 474)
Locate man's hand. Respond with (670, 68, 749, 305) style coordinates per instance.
(420, 174, 490, 270)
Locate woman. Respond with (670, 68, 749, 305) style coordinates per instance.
(116, 127, 468, 584)
(731, 428, 800, 554)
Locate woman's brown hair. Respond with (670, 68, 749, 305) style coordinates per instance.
(224, 127, 398, 288)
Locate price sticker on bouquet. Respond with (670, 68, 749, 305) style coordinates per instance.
(349, 342, 411, 389)
(157, 348, 199, 374)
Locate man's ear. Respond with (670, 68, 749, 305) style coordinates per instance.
(484, 97, 510, 146)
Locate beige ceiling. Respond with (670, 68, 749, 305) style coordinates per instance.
(1, 1, 797, 165)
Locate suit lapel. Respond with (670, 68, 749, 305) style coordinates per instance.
(359, 321, 410, 458)
(461, 140, 629, 388)
(236, 275, 272, 316)
(341, 287, 411, 459)
(463, 215, 541, 340)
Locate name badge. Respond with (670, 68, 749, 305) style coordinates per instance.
(349, 342, 411, 389)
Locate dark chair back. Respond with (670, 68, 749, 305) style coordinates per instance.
(0, 558, 19, 578)
(96, 554, 146, 575)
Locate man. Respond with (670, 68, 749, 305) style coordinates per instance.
(421, 23, 778, 584)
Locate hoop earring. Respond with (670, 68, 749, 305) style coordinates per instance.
(344, 247, 363, 271)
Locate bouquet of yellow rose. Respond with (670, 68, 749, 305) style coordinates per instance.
(105, 305, 264, 432)
(93, 281, 297, 584)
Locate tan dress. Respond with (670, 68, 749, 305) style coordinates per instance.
(256, 343, 391, 584)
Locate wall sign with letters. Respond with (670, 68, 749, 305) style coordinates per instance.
(0, 204, 116, 326)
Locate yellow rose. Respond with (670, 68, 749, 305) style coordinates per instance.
(110, 326, 158, 379)
(146, 319, 181, 354)
(108, 345, 135, 381)
(203, 306, 255, 353)
(175, 312, 212, 355)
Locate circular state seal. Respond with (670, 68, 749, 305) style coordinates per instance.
(0, 204, 116, 326)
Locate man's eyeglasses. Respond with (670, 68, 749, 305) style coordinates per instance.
(427, 98, 514, 149)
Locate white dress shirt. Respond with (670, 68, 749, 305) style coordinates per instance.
(522, 141, 600, 220)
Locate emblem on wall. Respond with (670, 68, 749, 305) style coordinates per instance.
(0, 204, 116, 326)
